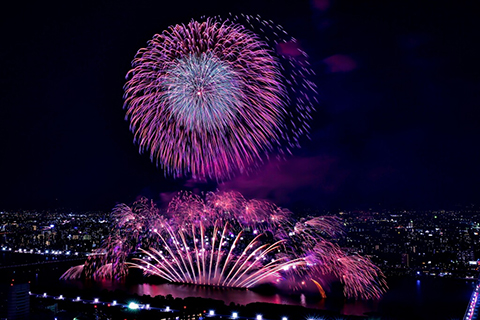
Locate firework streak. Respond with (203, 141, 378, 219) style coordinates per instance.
(123, 15, 316, 180)
(61, 191, 387, 299)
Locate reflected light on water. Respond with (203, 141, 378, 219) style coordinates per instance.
(135, 283, 304, 307)
(63, 279, 375, 315)
(300, 293, 307, 307)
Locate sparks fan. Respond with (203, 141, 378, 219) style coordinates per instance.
(61, 191, 386, 299)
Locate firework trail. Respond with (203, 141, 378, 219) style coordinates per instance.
(123, 15, 316, 180)
(61, 191, 387, 299)
(308, 241, 387, 300)
(127, 222, 305, 288)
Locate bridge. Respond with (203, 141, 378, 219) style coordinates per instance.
(464, 276, 480, 320)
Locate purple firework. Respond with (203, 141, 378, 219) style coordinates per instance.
(123, 16, 316, 180)
(61, 191, 387, 299)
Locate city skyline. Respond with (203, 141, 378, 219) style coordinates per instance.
(0, 205, 477, 319)
(1, 0, 479, 211)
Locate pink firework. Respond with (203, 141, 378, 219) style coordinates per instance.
(123, 16, 316, 180)
(128, 222, 305, 288)
(308, 241, 387, 299)
(61, 191, 387, 299)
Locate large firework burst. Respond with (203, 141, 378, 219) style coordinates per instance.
(123, 15, 316, 180)
(61, 191, 386, 299)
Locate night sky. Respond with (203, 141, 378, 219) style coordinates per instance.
(1, 0, 479, 211)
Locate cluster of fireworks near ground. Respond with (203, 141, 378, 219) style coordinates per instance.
(62, 191, 387, 300)
(63, 15, 387, 300)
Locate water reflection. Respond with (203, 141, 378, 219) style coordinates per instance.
(128, 282, 324, 309)
(342, 299, 378, 316)
(2, 252, 472, 319)
(300, 293, 306, 307)
(58, 276, 473, 319)
(64, 280, 378, 316)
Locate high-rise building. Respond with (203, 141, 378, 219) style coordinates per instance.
(401, 253, 410, 268)
(0, 281, 30, 320)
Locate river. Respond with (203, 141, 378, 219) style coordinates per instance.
(1, 252, 473, 319)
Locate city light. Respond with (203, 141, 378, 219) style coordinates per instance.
(128, 302, 139, 310)
(4, 203, 480, 320)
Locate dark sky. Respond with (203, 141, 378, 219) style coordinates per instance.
(1, 0, 479, 211)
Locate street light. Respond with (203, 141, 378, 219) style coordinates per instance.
(128, 302, 139, 310)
